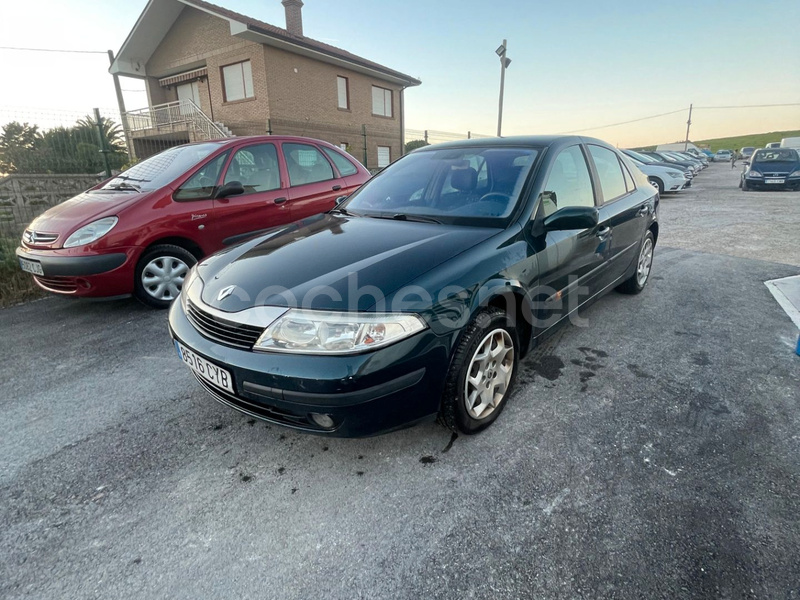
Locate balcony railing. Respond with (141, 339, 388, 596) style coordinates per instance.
(123, 100, 228, 141)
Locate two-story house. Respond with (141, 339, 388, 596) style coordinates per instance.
(110, 0, 420, 168)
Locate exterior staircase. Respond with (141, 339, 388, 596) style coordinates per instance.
(124, 99, 232, 142)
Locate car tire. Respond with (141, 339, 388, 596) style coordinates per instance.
(648, 177, 664, 195)
(134, 244, 197, 309)
(439, 307, 519, 435)
(617, 230, 655, 295)
(742, 179, 750, 192)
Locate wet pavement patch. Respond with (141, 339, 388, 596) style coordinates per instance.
(419, 456, 438, 465)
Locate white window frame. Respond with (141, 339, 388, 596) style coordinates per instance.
(222, 60, 254, 102)
(337, 76, 349, 110)
(377, 146, 391, 168)
(372, 86, 393, 118)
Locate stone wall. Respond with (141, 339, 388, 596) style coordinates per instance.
(0, 174, 101, 238)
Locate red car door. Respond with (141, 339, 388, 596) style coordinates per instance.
(280, 141, 346, 221)
(210, 142, 293, 248)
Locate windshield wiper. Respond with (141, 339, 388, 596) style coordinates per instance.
(105, 182, 141, 192)
(329, 207, 354, 216)
(369, 213, 442, 224)
(115, 175, 150, 182)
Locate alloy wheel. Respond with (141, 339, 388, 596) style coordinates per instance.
(464, 328, 515, 420)
(141, 256, 189, 301)
(637, 238, 653, 287)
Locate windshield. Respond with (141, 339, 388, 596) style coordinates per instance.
(100, 142, 223, 192)
(753, 149, 799, 163)
(342, 146, 540, 225)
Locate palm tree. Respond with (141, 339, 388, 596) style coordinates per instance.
(75, 115, 126, 153)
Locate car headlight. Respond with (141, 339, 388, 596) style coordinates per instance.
(254, 309, 427, 354)
(63, 216, 118, 248)
(790, 170, 800, 177)
(667, 170, 683, 178)
(180, 264, 201, 312)
(747, 170, 763, 178)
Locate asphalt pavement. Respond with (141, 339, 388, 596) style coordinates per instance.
(1, 163, 799, 599)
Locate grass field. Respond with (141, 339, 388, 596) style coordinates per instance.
(640, 130, 800, 153)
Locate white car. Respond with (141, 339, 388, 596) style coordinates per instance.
(714, 150, 732, 162)
(625, 155, 689, 194)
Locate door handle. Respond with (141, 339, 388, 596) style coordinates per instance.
(274, 197, 288, 205)
(637, 206, 649, 217)
(596, 226, 611, 238)
(332, 185, 342, 191)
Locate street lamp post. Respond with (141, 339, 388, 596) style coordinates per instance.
(496, 39, 511, 137)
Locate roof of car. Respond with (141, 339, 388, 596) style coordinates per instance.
(413, 135, 598, 151)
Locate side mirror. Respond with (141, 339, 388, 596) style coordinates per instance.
(214, 180, 245, 199)
(335, 195, 348, 205)
(743, 161, 750, 167)
(543, 206, 599, 231)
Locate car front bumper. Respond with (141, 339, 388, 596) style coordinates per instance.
(745, 176, 800, 191)
(168, 299, 453, 437)
(15, 246, 138, 297)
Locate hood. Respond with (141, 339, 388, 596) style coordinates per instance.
(199, 213, 498, 312)
(27, 189, 146, 239)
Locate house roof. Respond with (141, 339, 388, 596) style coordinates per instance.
(110, 0, 421, 87)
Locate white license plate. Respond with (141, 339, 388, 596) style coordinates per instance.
(19, 258, 44, 276)
(175, 340, 234, 393)
(765, 178, 785, 184)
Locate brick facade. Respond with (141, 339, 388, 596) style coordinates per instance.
(143, 6, 406, 168)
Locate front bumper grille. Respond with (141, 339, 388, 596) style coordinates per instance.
(193, 373, 323, 431)
(185, 299, 264, 350)
(34, 276, 78, 293)
(23, 230, 58, 246)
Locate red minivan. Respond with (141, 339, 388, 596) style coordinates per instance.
(16, 136, 370, 307)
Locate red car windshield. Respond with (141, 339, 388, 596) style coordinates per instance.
(100, 142, 224, 192)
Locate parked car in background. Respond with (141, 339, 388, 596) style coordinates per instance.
(622, 149, 693, 186)
(740, 148, 800, 191)
(781, 137, 800, 150)
(672, 151, 707, 168)
(169, 135, 659, 436)
(739, 147, 756, 160)
(765, 142, 781, 149)
(643, 151, 700, 174)
(16, 136, 371, 307)
(700, 149, 715, 159)
(622, 150, 689, 193)
(714, 149, 733, 162)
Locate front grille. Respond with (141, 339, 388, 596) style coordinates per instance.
(23, 230, 58, 245)
(193, 373, 321, 431)
(186, 299, 264, 350)
(763, 172, 789, 178)
(34, 276, 78, 293)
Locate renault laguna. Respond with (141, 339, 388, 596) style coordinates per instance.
(169, 136, 659, 436)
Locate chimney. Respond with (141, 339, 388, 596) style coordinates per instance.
(282, 0, 304, 37)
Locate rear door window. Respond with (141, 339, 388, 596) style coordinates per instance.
(588, 145, 628, 202)
(321, 146, 358, 176)
(282, 143, 335, 186)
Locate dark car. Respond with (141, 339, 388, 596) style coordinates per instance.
(740, 148, 800, 191)
(169, 136, 659, 437)
(16, 136, 370, 307)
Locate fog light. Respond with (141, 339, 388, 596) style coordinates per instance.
(310, 413, 335, 429)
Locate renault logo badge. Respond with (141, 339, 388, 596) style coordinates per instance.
(217, 285, 236, 301)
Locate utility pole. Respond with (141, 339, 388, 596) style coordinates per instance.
(684, 103, 693, 151)
(496, 40, 511, 137)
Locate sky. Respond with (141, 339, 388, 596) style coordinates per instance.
(0, 0, 798, 147)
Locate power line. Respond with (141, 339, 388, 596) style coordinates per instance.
(557, 102, 800, 134)
(556, 109, 686, 134)
(0, 46, 106, 55)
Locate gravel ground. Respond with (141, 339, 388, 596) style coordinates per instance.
(1, 167, 799, 599)
(659, 162, 800, 266)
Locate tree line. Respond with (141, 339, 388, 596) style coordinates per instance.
(0, 116, 129, 176)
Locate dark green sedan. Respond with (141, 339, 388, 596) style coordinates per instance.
(169, 136, 659, 436)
